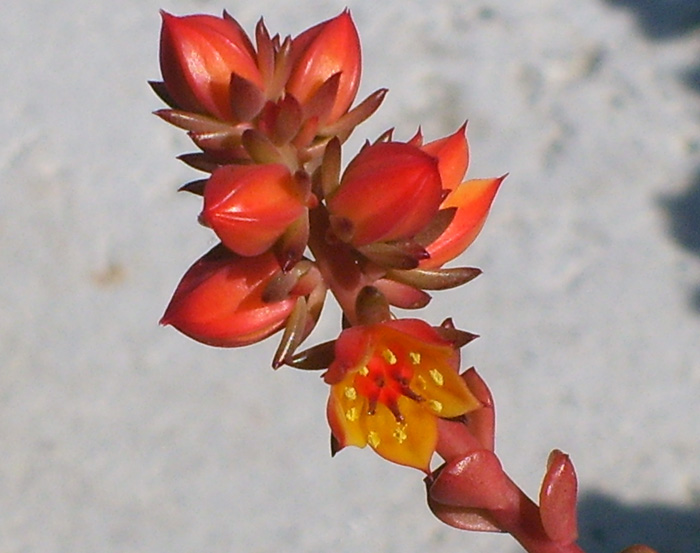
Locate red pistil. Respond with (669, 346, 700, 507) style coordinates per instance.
(353, 346, 422, 422)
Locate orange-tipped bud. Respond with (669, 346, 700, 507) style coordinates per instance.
(422, 176, 505, 268)
(286, 11, 361, 127)
(421, 124, 470, 192)
(201, 164, 308, 257)
(159, 11, 263, 121)
(160, 246, 296, 347)
(327, 142, 443, 247)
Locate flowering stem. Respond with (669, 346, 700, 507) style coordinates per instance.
(155, 11, 656, 553)
(435, 422, 587, 553)
(489, 488, 587, 553)
(307, 205, 373, 325)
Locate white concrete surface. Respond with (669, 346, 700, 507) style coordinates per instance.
(2, 1, 699, 552)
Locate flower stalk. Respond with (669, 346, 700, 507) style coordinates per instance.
(152, 9, 658, 553)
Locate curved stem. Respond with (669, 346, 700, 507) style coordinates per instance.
(435, 420, 586, 553)
(488, 486, 586, 553)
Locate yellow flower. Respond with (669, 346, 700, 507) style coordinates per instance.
(324, 319, 481, 471)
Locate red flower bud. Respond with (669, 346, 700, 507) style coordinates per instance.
(287, 11, 361, 127)
(159, 11, 263, 121)
(160, 246, 295, 347)
(327, 142, 443, 247)
(201, 164, 308, 257)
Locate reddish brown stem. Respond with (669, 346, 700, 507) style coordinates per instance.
(488, 485, 586, 553)
(307, 205, 373, 324)
(435, 421, 587, 553)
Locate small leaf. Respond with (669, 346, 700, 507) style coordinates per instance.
(155, 109, 237, 134)
(323, 88, 388, 138)
(270, 36, 293, 99)
(274, 212, 310, 272)
(272, 297, 308, 369)
(178, 179, 207, 196)
(386, 266, 481, 290)
(426, 492, 503, 533)
(149, 80, 178, 109)
(320, 137, 341, 199)
(539, 450, 579, 544)
(303, 72, 341, 125)
(230, 73, 266, 121)
(429, 451, 516, 511)
(272, 95, 303, 145)
(288, 340, 336, 370)
(413, 208, 456, 247)
(255, 18, 275, 90)
(358, 241, 428, 270)
(355, 286, 391, 326)
(177, 153, 220, 173)
(241, 128, 285, 164)
(190, 129, 241, 151)
(435, 326, 479, 348)
(461, 368, 495, 451)
(374, 279, 431, 309)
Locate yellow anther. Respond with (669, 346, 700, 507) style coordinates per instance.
(367, 431, 380, 448)
(416, 375, 427, 390)
(345, 407, 359, 422)
(359, 366, 369, 376)
(392, 425, 407, 443)
(344, 386, 357, 400)
(428, 399, 443, 413)
(409, 352, 421, 365)
(382, 348, 397, 365)
(429, 368, 444, 386)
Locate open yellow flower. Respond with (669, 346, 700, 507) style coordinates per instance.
(324, 319, 481, 471)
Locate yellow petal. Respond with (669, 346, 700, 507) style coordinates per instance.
(364, 397, 437, 472)
(327, 377, 368, 449)
(412, 351, 481, 418)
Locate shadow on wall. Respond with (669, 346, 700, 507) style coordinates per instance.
(660, 170, 700, 311)
(603, 0, 700, 39)
(577, 491, 700, 553)
(605, 0, 700, 313)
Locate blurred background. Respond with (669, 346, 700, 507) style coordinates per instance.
(2, 0, 699, 551)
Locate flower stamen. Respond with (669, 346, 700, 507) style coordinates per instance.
(392, 424, 408, 444)
(345, 406, 359, 421)
(429, 368, 444, 386)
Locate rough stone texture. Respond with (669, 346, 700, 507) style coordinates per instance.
(1, 1, 699, 552)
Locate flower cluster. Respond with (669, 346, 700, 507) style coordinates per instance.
(153, 10, 661, 553)
(155, 9, 503, 471)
